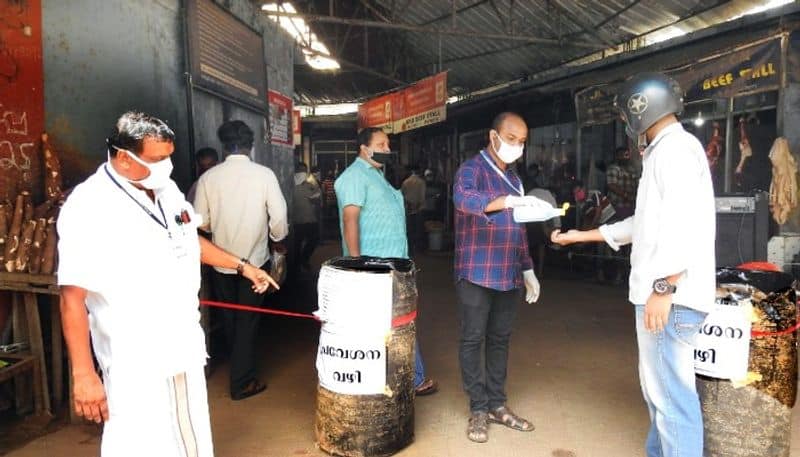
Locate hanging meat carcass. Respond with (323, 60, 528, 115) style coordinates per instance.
(768, 137, 797, 225)
(706, 122, 723, 169)
(736, 117, 752, 175)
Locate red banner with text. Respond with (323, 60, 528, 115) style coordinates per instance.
(357, 72, 447, 134)
(357, 92, 396, 133)
(268, 90, 293, 146)
(0, 0, 44, 201)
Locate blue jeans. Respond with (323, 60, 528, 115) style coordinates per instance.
(635, 304, 706, 457)
(414, 338, 425, 388)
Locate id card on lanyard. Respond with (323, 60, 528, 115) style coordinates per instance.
(480, 150, 523, 196)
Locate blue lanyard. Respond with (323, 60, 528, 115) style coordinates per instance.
(104, 164, 168, 231)
(480, 150, 523, 196)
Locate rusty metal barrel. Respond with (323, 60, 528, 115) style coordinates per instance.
(697, 268, 798, 457)
(314, 257, 416, 457)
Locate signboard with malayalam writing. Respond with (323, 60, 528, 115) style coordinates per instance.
(392, 72, 447, 134)
(314, 264, 393, 395)
(186, 0, 267, 111)
(576, 38, 783, 126)
(357, 72, 448, 134)
(268, 90, 292, 146)
(357, 92, 396, 134)
(694, 301, 752, 380)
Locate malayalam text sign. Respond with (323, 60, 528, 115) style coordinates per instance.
(268, 90, 292, 146)
(186, 0, 267, 111)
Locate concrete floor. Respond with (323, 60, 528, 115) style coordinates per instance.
(5, 243, 800, 457)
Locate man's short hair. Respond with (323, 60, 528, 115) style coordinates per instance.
(491, 112, 524, 132)
(357, 127, 384, 149)
(295, 161, 309, 173)
(217, 120, 255, 152)
(107, 111, 175, 157)
(196, 147, 218, 162)
(615, 146, 629, 156)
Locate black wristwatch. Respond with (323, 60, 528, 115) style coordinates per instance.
(652, 278, 677, 295)
(236, 258, 250, 275)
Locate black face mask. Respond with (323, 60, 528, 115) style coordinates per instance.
(371, 152, 395, 166)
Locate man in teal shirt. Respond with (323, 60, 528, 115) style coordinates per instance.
(335, 127, 438, 396)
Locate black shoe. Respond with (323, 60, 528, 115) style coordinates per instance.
(231, 379, 267, 401)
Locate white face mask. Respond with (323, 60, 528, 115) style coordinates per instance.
(294, 172, 308, 186)
(119, 147, 174, 189)
(492, 132, 524, 164)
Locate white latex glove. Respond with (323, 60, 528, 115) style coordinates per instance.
(504, 195, 551, 209)
(523, 269, 540, 303)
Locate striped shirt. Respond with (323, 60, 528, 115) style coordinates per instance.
(453, 151, 533, 291)
(335, 158, 408, 258)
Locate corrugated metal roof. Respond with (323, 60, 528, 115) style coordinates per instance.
(283, 0, 796, 104)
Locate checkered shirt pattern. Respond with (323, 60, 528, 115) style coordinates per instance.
(453, 152, 533, 291)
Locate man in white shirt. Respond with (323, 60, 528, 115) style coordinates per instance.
(58, 112, 277, 456)
(552, 73, 715, 457)
(401, 165, 426, 255)
(193, 120, 288, 400)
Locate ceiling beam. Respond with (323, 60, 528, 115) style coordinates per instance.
(549, 0, 617, 47)
(262, 10, 601, 49)
(302, 47, 407, 85)
(420, 0, 488, 26)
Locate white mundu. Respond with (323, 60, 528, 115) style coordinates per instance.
(57, 163, 213, 456)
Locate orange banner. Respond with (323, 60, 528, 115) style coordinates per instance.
(392, 72, 447, 134)
(357, 72, 447, 134)
(357, 93, 395, 133)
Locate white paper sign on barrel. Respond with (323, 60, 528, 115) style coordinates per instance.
(315, 264, 393, 395)
(316, 329, 387, 395)
(315, 265, 392, 334)
(694, 302, 751, 380)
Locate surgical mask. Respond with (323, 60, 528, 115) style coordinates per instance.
(294, 172, 308, 186)
(492, 132, 524, 164)
(119, 147, 173, 189)
(370, 149, 395, 166)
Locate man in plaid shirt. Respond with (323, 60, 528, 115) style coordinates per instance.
(453, 112, 544, 443)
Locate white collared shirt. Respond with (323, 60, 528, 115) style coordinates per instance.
(193, 154, 288, 273)
(57, 163, 207, 378)
(599, 122, 716, 312)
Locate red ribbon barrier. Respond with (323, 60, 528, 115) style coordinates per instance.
(199, 300, 417, 328)
(751, 321, 800, 338)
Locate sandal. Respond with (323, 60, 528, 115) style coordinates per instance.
(414, 378, 439, 396)
(467, 411, 489, 443)
(488, 406, 534, 432)
(231, 379, 267, 401)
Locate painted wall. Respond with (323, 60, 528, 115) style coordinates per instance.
(42, 0, 295, 197)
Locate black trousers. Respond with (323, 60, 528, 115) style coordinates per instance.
(294, 222, 320, 268)
(406, 212, 424, 257)
(211, 262, 269, 395)
(455, 279, 521, 413)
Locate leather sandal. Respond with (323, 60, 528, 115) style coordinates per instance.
(488, 406, 534, 432)
(467, 411, 489, 443)
(414, 378, 439, 396)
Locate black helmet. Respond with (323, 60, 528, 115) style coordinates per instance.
(614, 72, 683, 139)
